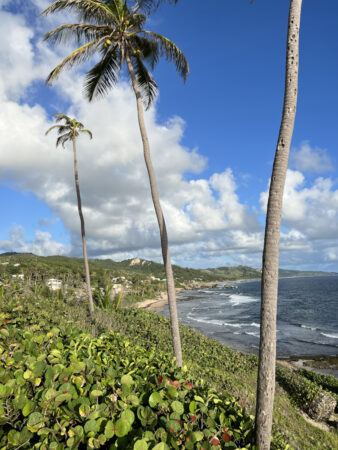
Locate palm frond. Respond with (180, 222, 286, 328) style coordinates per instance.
(54, 113, 72, 124)
(46, 37, 107, 85)
(60, 125, 74, 135)
(133, 35, 158, 70)
(84, 44, 121, 100)
(142, 30, 189, 81)
(45, 124, 63, 135)
(132, 0, 178, 14)
(132, 53, 158, 109)
(76, 121, 85, 129)
(44, 23, 113, 45)
(107, 0, 127, 20)
(56, 132, 73, 148)
(80, 129, 93, 139)
(41, 0, 114, 25)
(128, 13, 147, 29)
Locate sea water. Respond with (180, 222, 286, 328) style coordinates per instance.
(161, 276, 338, 357)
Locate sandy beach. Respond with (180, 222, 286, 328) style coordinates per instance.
(134, 291, 169, 312)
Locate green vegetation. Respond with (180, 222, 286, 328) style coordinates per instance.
(1, 253, 335, 293)
(0, 254, 337, 449)
(275, 366, 323, 412)
(296, 369, 338, 411)
(1, 285, 337, 448)
(1, 296, 256, 449)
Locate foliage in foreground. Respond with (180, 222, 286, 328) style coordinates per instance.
(0, 296, 256, 449)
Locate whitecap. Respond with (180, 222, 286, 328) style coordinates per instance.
(320, 332, 338, 339)
(244, 331, 260, 338)
(228, 294, 259, 306)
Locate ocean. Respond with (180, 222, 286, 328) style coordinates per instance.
(160, 276, 338, 358)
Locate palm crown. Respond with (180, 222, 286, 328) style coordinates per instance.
(45, 113, 93, 147)
(42, 0, 189, 108)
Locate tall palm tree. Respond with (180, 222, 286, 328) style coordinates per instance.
(42, 0, 189, 366)
(46, 113, 95, 317)
(255, 1, 303, 448)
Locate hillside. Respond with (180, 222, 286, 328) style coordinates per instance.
(0, 253, 336, 285)
(1, 284, 337, 449)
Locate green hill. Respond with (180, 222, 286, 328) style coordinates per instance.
(0, 253, 336, 285)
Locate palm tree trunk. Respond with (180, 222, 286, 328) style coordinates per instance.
(255, 1, 302, 448)
(72, 136, 95, 316)
(126, 53, 183, 367)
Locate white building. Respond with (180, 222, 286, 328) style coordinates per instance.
(12, 274, 24, 280)
(46, 279, 62, 291)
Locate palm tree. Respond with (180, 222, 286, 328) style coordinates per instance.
(41, 0, 189, 367)
(255, 1, 303, 448)
(46, 113, 95, 317)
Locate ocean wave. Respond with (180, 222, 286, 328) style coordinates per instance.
(186, 315, 247, 329)
(228, 294, 259, 306)
(250, 322, 260, 328)
(320, 332, 338, 339)
(300, 324, 317, 331)
(244, 331, 260, 338)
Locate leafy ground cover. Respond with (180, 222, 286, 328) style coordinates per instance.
(295, 368, 338, 411)
(0, 296, 256, 449)
(0, 292, 337, 449)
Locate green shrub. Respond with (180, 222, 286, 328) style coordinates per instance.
(276, 366, 322, 411)
(296, 368, 338, 412)
(0, 298, 256, 449)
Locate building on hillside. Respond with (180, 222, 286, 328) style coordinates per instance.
(12, 274, 24, 280)
(46, 279, 62, 291)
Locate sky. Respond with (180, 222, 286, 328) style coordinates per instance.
(0, 0, 337, 270)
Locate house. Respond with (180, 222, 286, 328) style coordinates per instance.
(12, 274, 24, 280)
(46, 279, 62, 291)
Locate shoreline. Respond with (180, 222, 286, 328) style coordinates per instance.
(134, 290, 170, 312)
(134, 286, 338, 377)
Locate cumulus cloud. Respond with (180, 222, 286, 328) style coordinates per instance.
(0, 3, 263, 268)
(0, 2, 337, 271)
(0, 225, 69, 256)
(260, 169, 338, 269)
(290, 142, 333, 173)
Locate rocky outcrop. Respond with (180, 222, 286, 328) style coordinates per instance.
(307, 391, 337, 421)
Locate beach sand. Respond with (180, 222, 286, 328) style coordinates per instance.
(134, 291, 169, 312)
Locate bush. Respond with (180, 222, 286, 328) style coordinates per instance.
(276, 366, 322, 412)
(296, 368, 338, 412)
(0, 297, 256, 449)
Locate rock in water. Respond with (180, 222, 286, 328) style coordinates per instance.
(307, 391, 337, 421)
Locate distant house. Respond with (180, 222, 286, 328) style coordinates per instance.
(0, 262, 9, 265)
(12, 274, 24, 280)
(13, 263, 20, 267)
(46, 279, 62, 291)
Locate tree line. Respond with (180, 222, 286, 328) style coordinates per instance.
(41, 1, 303, 448)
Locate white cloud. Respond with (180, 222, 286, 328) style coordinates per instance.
(260, 169, 338, 269)
(290, 142, 333, 173)
(0, 3, 337, 271)
(0, 6, 262, 268)
(0, 225, 69, 256)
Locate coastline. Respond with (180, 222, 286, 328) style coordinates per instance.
(134, 285, 338, 378)
(134, 291, 169, 312)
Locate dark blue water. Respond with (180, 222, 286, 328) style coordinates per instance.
(161, 276, 338, 357)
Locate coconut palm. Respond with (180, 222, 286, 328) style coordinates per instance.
(255, 1, 303, 448)
(42, 0, 189, 366)
(46, 113, 95, 317)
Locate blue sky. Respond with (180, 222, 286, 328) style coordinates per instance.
(0, 0, 337, 270)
